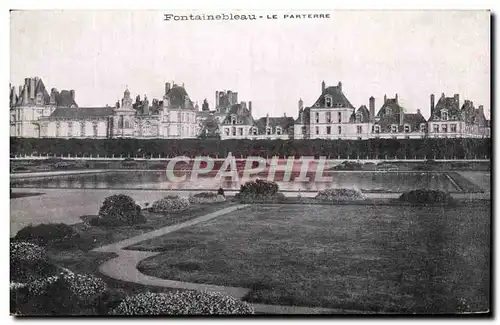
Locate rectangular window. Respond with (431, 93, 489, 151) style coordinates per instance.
(374, 125, 380, 133)
(326, 112, 331, 123)
(276, 127, 282, 135)
(225, 128, 229, 136)
(239, 128, 243, 136)
(315, 126, 319, 135)
(356, 126, 362, 134)
(450, 124, 457, 132)
(442, 124, 447, 133)
(266, 127, 271, 135)
(391, 125, 397, 133)
(338, 112, 342, 123)
(67, 122, 73, 137)
(326, 126, 331, 134)
(433, 125, 439, 133)
(338, 126, 342, 134)
(301, 126, 306, 135)
(420, 124, 427, 133)
(315, 112, 319, 123)
(404, 125, 410, 133)
(93, 123, 98, 137)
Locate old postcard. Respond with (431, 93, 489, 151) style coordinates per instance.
(9, 10, 491, 316)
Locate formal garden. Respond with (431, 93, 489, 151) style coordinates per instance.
(10, 179, 491, 315)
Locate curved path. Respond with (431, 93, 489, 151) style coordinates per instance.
(92, 204, 358, 314)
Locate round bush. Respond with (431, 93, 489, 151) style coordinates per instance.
(315, 188, 366, 201)
(110, 291, 254, 315)
(151, 196, 190, 212)
(15, 223, 78, 246)
(97, 194, 145, 226)
(189, 192, 226, 204)
(399, 189, 454, 204)
(239, 179, 279, 197)
(10, 241, 47, 265)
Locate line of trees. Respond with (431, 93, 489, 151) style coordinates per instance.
(10, 137, 491, 159)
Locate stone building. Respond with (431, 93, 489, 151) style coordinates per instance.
(293, 81, 490, 140)
(10, 77, 200, 139)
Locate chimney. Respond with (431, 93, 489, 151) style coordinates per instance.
(479, 105, 484, 116)
(10, 86, 16, 106)
(417, 109, 421, 115)
(266, 113, 269, 127)
(454, 94, 459, 109)
(23, 84, 28, 103)
(30, 78, 35, 99)
(248, 101, 252, 114)
(399, 107, 405, 125)
(70, 89, 75, 100)
(143, 95, 149, 115)
(441, 93, 445, 99)
(321, 81, 326, 93)
(241, 101, 247, 109)
(298, 98, 303, 110)
(338, 81, 342, 92)
(165, 82, 171, 95)
(369, 96, 375, 122)
(395, 93, 398, 103)
(384, 94, 387, 103)
(215, 91, 219, 108)
(232, 92, 238, 105)
(18, 85, 22, 99)
(430, 94, 435, 117)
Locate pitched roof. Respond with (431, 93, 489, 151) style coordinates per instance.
(255, 116, 295, 133)
(350, 105, 370, 123)
(54, 89, 78, 107)
(164, 84, 195, 109)
(311, 85, 355, 109)
(294, 107, 310, 124)
(429, 94, 461, 121)
(47, 107, 114, 119)
(220, 104, 254, 125)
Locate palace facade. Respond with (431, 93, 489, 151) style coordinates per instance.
(10, 77, 490, 140)
(10, 78, 199, 139)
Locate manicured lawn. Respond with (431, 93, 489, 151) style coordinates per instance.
(134, 203, 490, 313)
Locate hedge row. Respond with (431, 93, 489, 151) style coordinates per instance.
(10, 137, 491, 159)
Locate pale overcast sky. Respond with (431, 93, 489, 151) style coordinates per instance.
(10, 10, 490, 118)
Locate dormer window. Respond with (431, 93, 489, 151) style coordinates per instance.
(252, 127, 258, 135)
(231, 116, 236, 125)
(404, 124, 411, 133)
(232, 127, 236, 136)
(266, 127, 272, 135)
(391, 124, 398, 133)
(276, 127, 282, 135)
(441, 111, 448, 121)
(325, 96, 332, 108)
(36, 93, 43, 105)
(355, 114, 362, 123)
(386, 107, 392, 115)
(374, 125, 380, 134)
(420, 123, 427, 133)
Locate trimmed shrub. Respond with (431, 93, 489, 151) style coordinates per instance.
(97, 194, 146, 226)
(315, 188, 366, 201)
(110, 291, 254, 315)
(14, 223, 78, 247)
(151, 196, 190, 212)
(189, 192, 226, 204)
(217, 187, 225, 197)
(399, 189, 454, 204)
(239, 179, 279, 196)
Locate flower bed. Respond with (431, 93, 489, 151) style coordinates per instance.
(236, 179, 285, 203)
(315, 188, 366, 201)
(110, 291, 254, 315)
(10, 241, 47, 264)
(399, 189, 454, 205)
(189, 192, 226, 204)
(151, 196, 190, 213)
